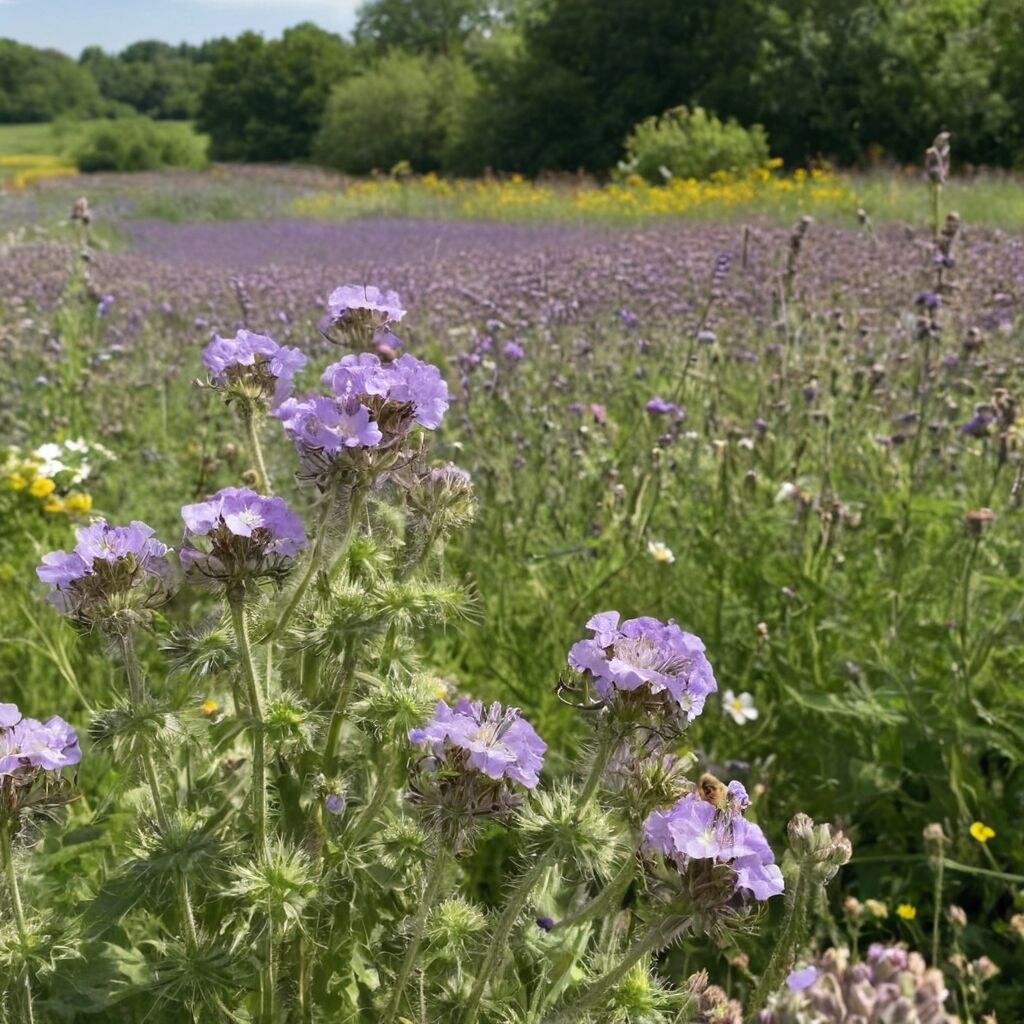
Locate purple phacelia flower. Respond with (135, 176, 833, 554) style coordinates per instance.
(697, 329, 717, 344)
(619, 308, 639, 328)
(642, 786, 784, 901)
(646, 396, 679, 415)
(275, 394, 383, 455)
(410, 699, 547, 789)
(786, 965, 818, 991)
(37, 520, 172, 621)
(536, 916, 555, 932)
(960, 411, 993, 438)
(180, 487, 306, 587)
(322, 352, 450, 435)
(97, 294, 114, 318)
(502, 340, 525, 360)
(0, 704, 81, 777)
(202, 329, 307, 409)
(324, 793, 346, 815)
(568, 612, 717, 724)
(318, 284, 406, 342)
(916, 291, 942, 309)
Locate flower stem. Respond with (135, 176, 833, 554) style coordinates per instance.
(554, 855, 635, 931)
(462, 848, 556, 1024)
(576, 731, 615, 812)
(2, 819, 36, 1024)
(241, 403, 272, 495)
(230, 599, 269, 860)
(383, 846, 451, 1024)
(119, 633, 199, 949)
(547, 913, 691, 1023)
(347, 747, 398, 844)
(323, 637, 359, 774)
(744, 862, 812, 1024)
(931, 847, 945, 967)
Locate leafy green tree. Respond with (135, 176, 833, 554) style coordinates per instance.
(314, 51, 477, 173)
(196, 24, 353, 162)
(0, 38, 104, 122)
(354, 0, 516, 54)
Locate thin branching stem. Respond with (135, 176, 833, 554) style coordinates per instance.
(241, 402, 272, 495)
(2, 820, 35, 1024)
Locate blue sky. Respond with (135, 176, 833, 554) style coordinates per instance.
(0, 0, 361, 54)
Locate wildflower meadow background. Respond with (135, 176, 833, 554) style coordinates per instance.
(3, 3, 1024, 1023)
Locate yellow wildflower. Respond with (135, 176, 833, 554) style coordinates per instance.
(7, 473, 27, 490)
(200, 699, 219, 716)
(29, 476, 56, 498)
(43, 498, 66, 514)
(64, 492, 93, 513)
(896, 904, 917, 921)
(969, 821, 995, 843)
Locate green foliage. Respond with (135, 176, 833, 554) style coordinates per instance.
(621, 106, 771, 183)
(314, 51, 477, 174)
(196, 24, 353, 163)
(79, 41, 214, 121)
(0, 38, 104, 123)
(72, 118, 207, 173)
(354, 0, 511, 54)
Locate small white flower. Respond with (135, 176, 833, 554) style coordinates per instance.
(647, 541, 675, 564)
(737, 437, 755, 450)
(723, 689, 759, 725)
(775, 481, 798, 503)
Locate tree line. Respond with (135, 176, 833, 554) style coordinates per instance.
(3, 0, 1024, 173)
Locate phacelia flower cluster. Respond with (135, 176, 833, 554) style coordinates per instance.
(275, 352, 450, 481)
(202, 329, 307, 409)
(180, 486, 306, 588)
(318, 284, 406, 344)
(408, 699, 547, 847)
(568, 612, 717, 725)
(643, 779, 784, 902)
(37, 519, 173, 623)
(0, 703, 81, 781)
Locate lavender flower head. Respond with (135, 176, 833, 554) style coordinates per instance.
(322, 352, 450, 437)
(643, 779, 784, 901)
(275, 393, 383, 479)
(0, 702, 81, 780)
(410, 699, 546, 788)
(408, 699, 547, 846)
(568, 612, 717, 725)
(37, 520, 172, 622)
(318, 284, 406, 343)
(646, 396, 680, 416)
(202, 329, 307, 409)
(180, 487, 306, 588)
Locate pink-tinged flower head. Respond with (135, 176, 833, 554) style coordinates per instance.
(180, 487, 306, 587)
(37, 520, 172, 621)
(203, 329, 307, 408)
(642, 786, 784, 902)
(568, 611, 717, 724)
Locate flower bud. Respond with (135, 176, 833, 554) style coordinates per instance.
(947, 904, 967, 928)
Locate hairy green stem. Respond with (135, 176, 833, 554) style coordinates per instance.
(322, 637, 359, 774)
(383, 846, 452, 1023)
(547, 913, 691, 1023)
(3, 819, 36, 1023)
(241, 403, 272, 495)
(230, 600, 269, 860)
(744, 862, 813, 1023)
(120, 633, 199, 949)
(462, 848, 556, 1024)
(576, 730, 615, 812)
(931, 849, 945, 968)
(347, 748, 399, 844)
(554, 855, 635, 931)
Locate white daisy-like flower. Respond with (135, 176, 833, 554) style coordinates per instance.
(647, 540, 675, 564)
(775, 481, 798, 503)
(723, 689, 759, 725)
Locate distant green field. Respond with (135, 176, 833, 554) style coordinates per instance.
(0, 121, 85, 157)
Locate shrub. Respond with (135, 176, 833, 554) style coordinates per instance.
(314, 52, 477, 174)
(620, 104, 771, 183)
(73, 117, 207, 173)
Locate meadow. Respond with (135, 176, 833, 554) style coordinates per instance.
(0, 160, 1022, 1023)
